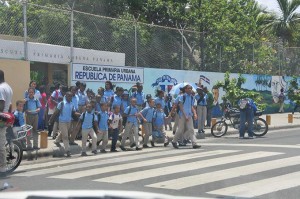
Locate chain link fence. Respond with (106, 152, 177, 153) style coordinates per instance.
(0, 1, 300, 75)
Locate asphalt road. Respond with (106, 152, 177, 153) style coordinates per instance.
(2, 128, 300, 199)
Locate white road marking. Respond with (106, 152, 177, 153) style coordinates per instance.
(147, 155, 300, 189)
(14, 148, 195, 177)
(94, 151, 282, 184)
(208, 171, 300, 198)
(48, 150, 238, 179)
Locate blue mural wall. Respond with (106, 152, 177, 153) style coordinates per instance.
(72, 65, 299, 116)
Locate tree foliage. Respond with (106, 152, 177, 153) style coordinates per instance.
(0, 0, 299, 73)
(214, 72, 265, 110)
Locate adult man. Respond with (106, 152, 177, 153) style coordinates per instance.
(238, 98, 256, 139)
(195, 87, 207, 134)
(172, 85, 200, 149)
(0, 70, 13, 176)
(203, 87, 214, 127)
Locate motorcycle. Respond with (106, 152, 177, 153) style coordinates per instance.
(0, 124, 32, 175)
(211, 106, 268, 138)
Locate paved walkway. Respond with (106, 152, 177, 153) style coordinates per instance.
(22, 112, 300, 159)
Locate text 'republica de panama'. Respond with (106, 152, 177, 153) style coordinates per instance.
(75, 65, 141, 82)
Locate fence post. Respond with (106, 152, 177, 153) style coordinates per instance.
(181, 29, 183, 70)
(70, 3, 75, 64)
(134, 19, 138, 67)
(22, 0, 28, 60)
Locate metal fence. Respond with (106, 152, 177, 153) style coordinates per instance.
(0, 1, 300, 75)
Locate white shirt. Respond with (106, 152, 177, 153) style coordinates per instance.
(0, 82, 13, 112)
(109, 113, 122, 129)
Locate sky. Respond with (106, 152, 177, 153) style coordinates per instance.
(256, 0, 300, 13)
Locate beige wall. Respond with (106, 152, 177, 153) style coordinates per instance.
(0, 59, 30, 110)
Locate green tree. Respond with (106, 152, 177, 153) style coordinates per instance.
(259, 0, 300, 46)
(214, 72, 265, 110)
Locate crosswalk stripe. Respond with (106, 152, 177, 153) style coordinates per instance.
(146, 155, 300, 190)
(201, 143, 300, 149)
(16, 148, 166, 172)
(207, 171, 300, 198)
(48, 150, 238, 179)
(94, 151, 282, 184)
(14, 148, 198, 177)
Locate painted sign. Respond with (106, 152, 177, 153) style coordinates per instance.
(0, 39, 125, 65)
(72, 63, 144, 83)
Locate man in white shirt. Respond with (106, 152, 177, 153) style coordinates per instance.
(0, 70, 13, 177)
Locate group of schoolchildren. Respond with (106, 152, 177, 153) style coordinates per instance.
(14, 79, 213, 157)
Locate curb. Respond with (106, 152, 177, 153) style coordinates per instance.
(22, 124, 300, 160)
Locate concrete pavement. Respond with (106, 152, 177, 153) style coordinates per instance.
(22, 112, 300, 159)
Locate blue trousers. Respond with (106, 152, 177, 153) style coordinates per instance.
(111, 128, 119, 150)
(239, 108, 254, 137)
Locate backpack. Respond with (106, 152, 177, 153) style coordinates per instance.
(82, 111, 99, 132)
(13, 111, 21, 127)
(176, 95, 194, 113)
(48, 90, 59, 109)
(239, 99, 249, 110)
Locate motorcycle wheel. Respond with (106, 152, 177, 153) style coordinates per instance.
(0, 141, 23, 175)
(253, 118, 268, 137)
(211, 121, 228, 137)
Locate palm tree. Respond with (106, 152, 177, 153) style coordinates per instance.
(259, 0, 300, 46)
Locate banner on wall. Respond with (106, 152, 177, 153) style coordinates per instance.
(72, 63, 144, 83)
(0, 39, 125, 65)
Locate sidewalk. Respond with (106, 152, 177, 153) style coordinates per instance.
(22, 112, 300, 160)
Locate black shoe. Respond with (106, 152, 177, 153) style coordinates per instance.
(69, 142, 78, 146)
(91, 150, 98, 154)
(100, 149, 107, 153)
(172, 131, 176, 135)
(54, 141, 61, 147)
(81, 152, 88, 156)
(164, 141, 169, 147)
(120, 146, 126, 151)
(172, 142, 179, 149)
(193, 144, 201, 149)
(143, 144, 150, 148)
(136, 147, 142, 151)
(66, 151, 71, 157)
(150, 141, 155, 147)
(130, 143, 136, 148)
(33, 146, 40, 150)
(110, 149, 118, 152)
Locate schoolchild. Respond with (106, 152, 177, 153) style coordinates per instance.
(78, 103, 98, 156)
(95, 94, 107, 113)
(97, 102, 109, 153)
(139, 99, 155, 148)
(10, 100, 25, 147)
(13, 100, 25, 127)
(24, 87, 41, 150)
(109, 105, 122, 152)
(152, 102, 170, 147)
(120, 98, 142, 151)
(51, 92, 75, 157)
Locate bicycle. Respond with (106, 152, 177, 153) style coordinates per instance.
(0, 124, 32, 175)
(211, 107, 268, 138)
